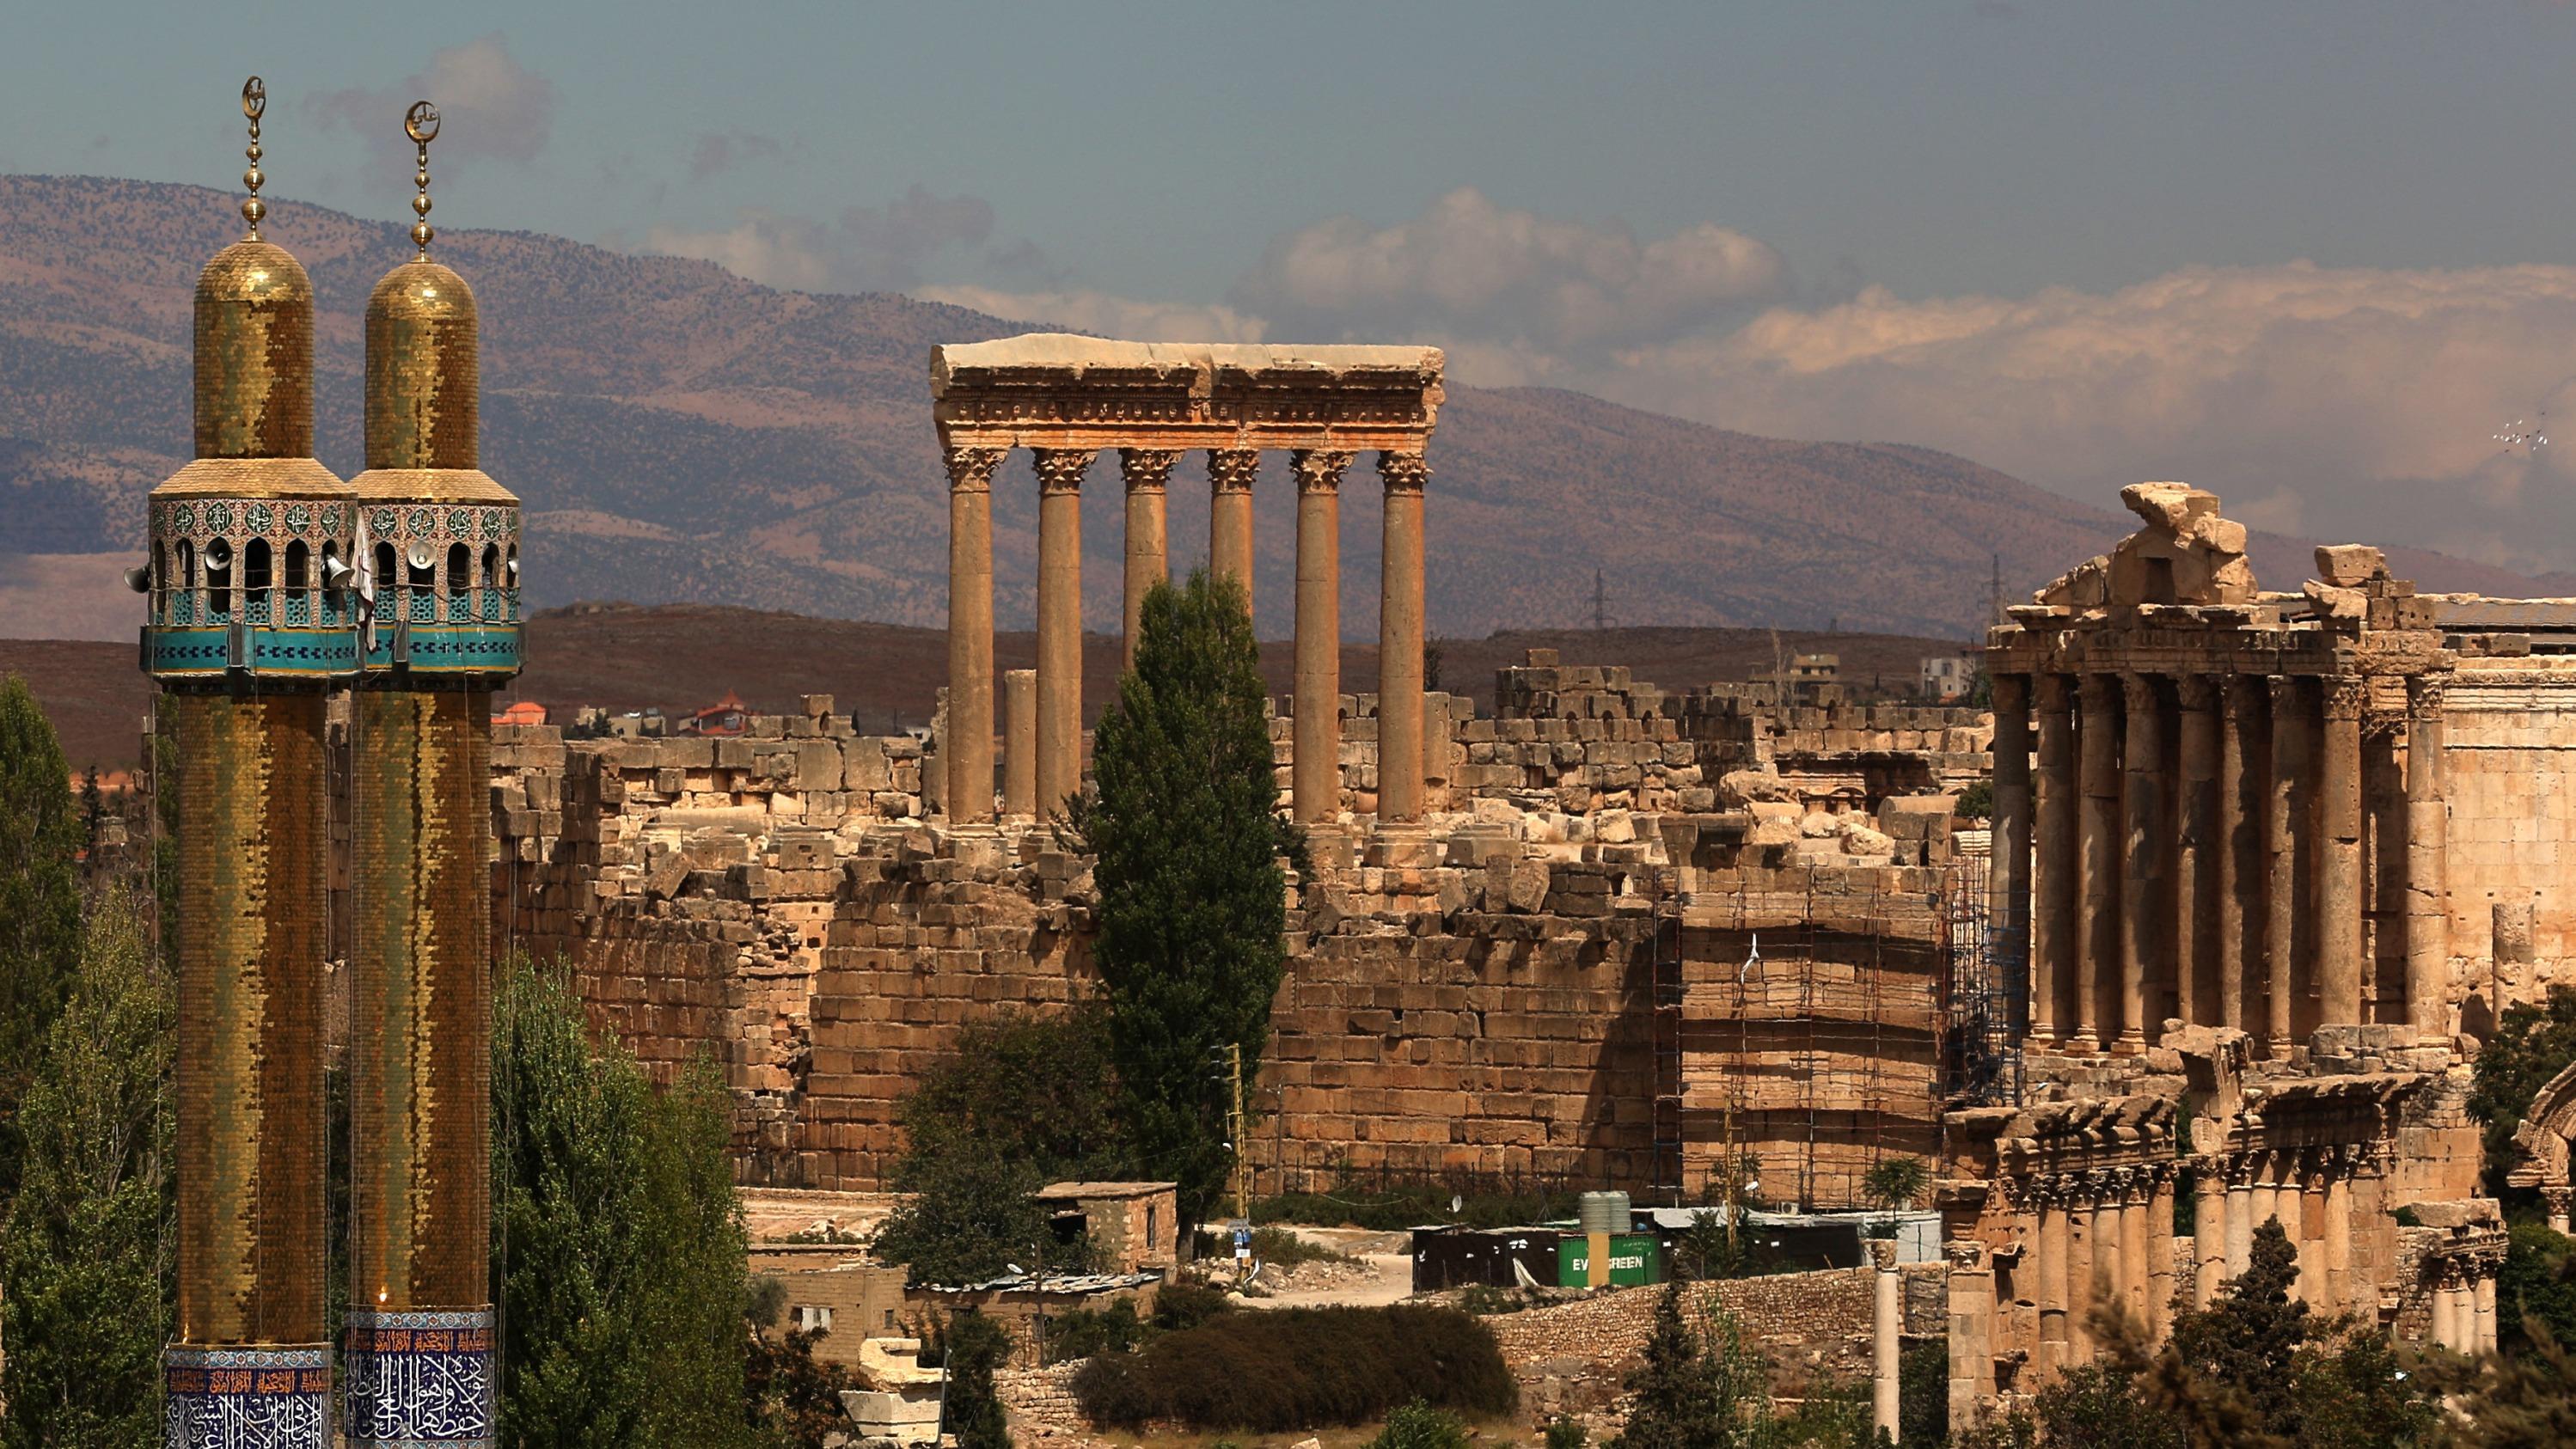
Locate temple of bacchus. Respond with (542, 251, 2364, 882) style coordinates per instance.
(476, 334, 2576, 1422)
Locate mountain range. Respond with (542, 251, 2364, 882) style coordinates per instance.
(0, 174, 2550, 644)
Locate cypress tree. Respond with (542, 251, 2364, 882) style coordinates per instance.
(1611, 1283, 1729, 1449)
(1069, 571, 1300, 1226)
(0, 674, 84, 1198)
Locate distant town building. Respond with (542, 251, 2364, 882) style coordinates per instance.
(1919, 656, 1973, 700)
(493, 700, 548, 727)
(682, 690, 751, 737)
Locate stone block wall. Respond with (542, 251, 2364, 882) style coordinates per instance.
(2440, 662, 2576, 1024)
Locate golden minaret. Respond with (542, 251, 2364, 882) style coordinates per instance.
(146, 76, 347, 1448)
(342, 97, 517, 1446)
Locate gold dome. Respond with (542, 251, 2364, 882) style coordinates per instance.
(193, 241, 314, 461)
(364, 260, 479, 472)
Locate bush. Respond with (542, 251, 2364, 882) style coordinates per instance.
(1545, 1416, 1589, 1449)
(1369, 1398, 1472, 1449)
(1456, 1284, 1534, 1316)
(938, 1311, 1014, 1449)
(1253, 1225, 1355, 1269)
(1043, 1299, 1145, 1364)
(1151, 1278, 1234, 1332)
(1072, 1305, 1517, 1432)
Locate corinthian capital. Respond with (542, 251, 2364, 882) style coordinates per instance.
(2407, 674, 2447, 719)
(945, 446, 1007, 494)
(1032, 449, 1094, 495)
(1118, 448, 1180, 492)
(1208, 449, 1261, 494)
(2322, 676, 2367, 721)
(2177, 675, 2218, 712)
(2122, 673, 2163, 716)
(1378, 451, 1431, 494)
(1290, 449, 1355, 495)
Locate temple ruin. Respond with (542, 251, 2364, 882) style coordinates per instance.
(931, 335, 1445, 824)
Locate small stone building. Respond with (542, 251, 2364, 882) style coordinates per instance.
(1037, 1182, 1178, 1276)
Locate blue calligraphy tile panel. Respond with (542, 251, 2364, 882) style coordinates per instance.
(164, 1344, 332, 1449)
(344, 1308, 496, 1447)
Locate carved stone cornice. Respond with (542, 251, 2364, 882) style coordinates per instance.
(1378, 451, 1430, 494)
(1208, 449, 1260, 495)
(944, 445, 1007, 495)
(1032, 449, 1094, 495)
(1117, 448, 1180, 492)
(1291, 449, 1354, 496)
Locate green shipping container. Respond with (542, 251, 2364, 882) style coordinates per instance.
(1557, 1232, 1661, 1287)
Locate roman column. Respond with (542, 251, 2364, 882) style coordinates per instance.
(1032, 448, 1093, 820)
(945, 446, 1005, 822)
(1208, 449, 1259, 607)
(2218, 677, 2261, 1032)
(2475, 1263, 2500, 1354)
(2101, 1171, 2136, 1330)
(1871, 1239, 1901, 1441)
(2320, 676, 2365, 1026)
(2078, 675, 2123, 1053)
(2080, 1173, 2114, 1358)
(2406, 676, 2451, 1036)
(2546, 1188, 2573, 1235)
(2322, 1155, 2353, 1313)
(2177, 677, 2218, 1027)
(1945, 1240, 1995, 1433)
(2033, 676, 2077, 1048)
(2145, 1167, 2175, 1341)
(1992, 674, 2035, 1034)
(2036, 1178, 2071, 1375)
(1119, 449, 1178, 670)
(2120, 674, 2164, 1049)
(2267, 678, 2308, 1051)
(2225, 1155, 2255, 1278)
(1003, 668, 1037, 817)
(1291, 449, 1352, 823)
(2194, 1166, 2226, 1306)
(2429, 1263, 2460, 1350)
(1378, 451, 1429, 823)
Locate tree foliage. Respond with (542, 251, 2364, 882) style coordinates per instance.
(1068, 571, 1301, 1226)
(0, 674, 85, 1199)
(872, 1008, 1127, 1286)
(2500, 1224, 2576, 1360)
(0, 888, 172, 1448)
(2468, 985, 2576, 1189)
(493, 959, 756, 1448)
(938, 1310, 1016, 1449)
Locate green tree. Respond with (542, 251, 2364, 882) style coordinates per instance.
(1068, 571, 1302, 1226)
(0, 888, 173, 1447)
(2497, 1223, 2576, 1358)
(2431, 1318, 2576, 1447)
(2468, 986, 2576, 1189)
(743, 1274, 861, 1449)
(938, 1310, 1016, 1449)
(493, 959, 756, 1448)
(1370, 1398, 1472, 1449)
(872, 1009, 1127, 1286)
(1611, 1283, 1731, 1449)
(0, 674, 85, 1198)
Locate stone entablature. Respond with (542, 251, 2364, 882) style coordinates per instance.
(931, 336, 1445, 453)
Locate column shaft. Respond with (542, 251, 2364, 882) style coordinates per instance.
(2323, 1169, 2352, 1314)
(2267, 679, 2308, 1050)
(2120, 675, 2163, 1048)
(2067, 1183, 2097, 1361)
(2077, 675, 2122, 1053)
(2320, 677, 2365, 1026)
(1032, 449, 1092, 820)
(1118, 449, 1176, 672)
(2194, 1168, 2226, 1307)
(2032, 676, 2077, 1047)
(1291, 450, 1352, 823)
(2430, 1272, 2460, 1350)
(1208, 449, 1258, 608)
(2225, 1171, 2253, 1278)
(2218, 679, 2261, 1032)
(1872, 1244, 1902, 1443)
(2475, 1271, 2499, 1355)
(2406, 677, 2451, 1036)
(2121, 1177, 2152, 1326)
(2037, 1187, 2071, 1375)
(1377, 453, 1429, 822)
(945, 447, 1003, 822)
(2090, 1187, 2122, 1353)
(1992, 674, 2035, 1036)
(2145, 1171, 2175, 1342)
(1002, 669, 1037, 817)
(2177, 678, 2218, 1027)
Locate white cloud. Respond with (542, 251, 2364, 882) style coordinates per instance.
(1228, 186, 1791, 353)
(911, 284, 1269, 344)
(1582, 262, 2576, 572)
(311, 34, 555, 168)
(645, 186, 1005, 294)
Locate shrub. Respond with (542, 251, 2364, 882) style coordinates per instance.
(1151, 1278, 1234, 1332)
(1545, 1416, 1589, 1449)
(1370, 1398, 1472, 1449)
(1043, 1299, 1145, 1364)
(1072, 1304, 1516, 1432)
(1456, 1284, 1533, 1316)
(1253, 1225, 1355, 1269)
(938, 1311, 1014, 1449)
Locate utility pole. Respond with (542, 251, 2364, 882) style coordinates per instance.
(1228, 1042, 1249, 1224)
(1592, 569, 1612, 633)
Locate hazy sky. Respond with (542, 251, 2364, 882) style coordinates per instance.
(20, 2, 2576, 571)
